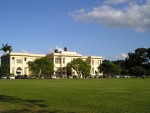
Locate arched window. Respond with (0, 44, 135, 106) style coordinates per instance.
(17, 67, 22, 70)
(16, 67, 22, 75)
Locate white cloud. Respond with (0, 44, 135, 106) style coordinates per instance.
(115, 53, 128, 60)
(55, 46, 64, 52)
(104, 0, 129, 5)
(48, 46, 66, 53)
(70, 0, 150, 32)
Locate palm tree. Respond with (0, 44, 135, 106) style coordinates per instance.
(0, 44, 12, 55)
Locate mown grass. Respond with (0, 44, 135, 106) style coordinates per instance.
(0, 78, 150, 113)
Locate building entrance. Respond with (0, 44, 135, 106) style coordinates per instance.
(16, 67, 22, 75)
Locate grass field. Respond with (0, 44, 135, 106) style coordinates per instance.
(0, 78, 150, 113)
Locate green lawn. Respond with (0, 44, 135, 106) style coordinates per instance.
(0, 78, 150, 113)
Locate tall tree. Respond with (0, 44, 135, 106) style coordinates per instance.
(66, 58, 91, 78)
(125, 48, 150, 75)
(0, 44, 12, 55)
(113, 60, 128, 75)
(28, 57, 54, 78)
(0, 64, 10, 76)
(98, 60, 121, 77)
(130, 66, 146, 77)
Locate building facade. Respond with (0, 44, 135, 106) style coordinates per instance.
(1, 48, 103, 77)
(1, 52, 45, 75)
(47, 48, 103, 77)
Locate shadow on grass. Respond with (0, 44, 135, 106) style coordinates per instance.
(0, 94, 76, 113)
(1, 109, 76, 113)
(0, 109, 61, 113)
(0, 94, 47, 108)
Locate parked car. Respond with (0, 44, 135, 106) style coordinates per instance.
(1, 76, 7, 79)
(9, 76, 15, 79)
(115, 75, 120, 78)
(15, 75, 23, 79)
(51, 75, 57, 79)
(44, 75, 51, 79)
(23, 75, 28, 79)
(28, 75, 35, 79)
(124, 75, 131, 78)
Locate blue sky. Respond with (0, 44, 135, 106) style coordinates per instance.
(0, 0, 150, 60)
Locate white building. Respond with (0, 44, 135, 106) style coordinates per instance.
(47, 48, 103, 77)
(0, 48, 103, 77)
(1, 52, 45, 75)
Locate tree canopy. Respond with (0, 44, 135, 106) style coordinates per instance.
(0, 44, 12, 55)
(113, 60, 128, 75)
(101, 48, 150, 77)
(28, 57, 54, 78)
(98, 60, 121, 76)
(130, 66, 146, 77)
(66, 58, 91, 78)
(125, 48, 150, 75)
(0, 64, 10, 76)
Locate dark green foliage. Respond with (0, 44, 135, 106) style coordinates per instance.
(98, 60, 121, 76)
(0, 64, 10, 76)
(66, 58, 91, 78)
(103, 48, 150, 76)
(66, 65, 72, 77)
(28, 57, 54, 78)
(0, 44, 12, 54)
(130, 66, 146, 77)
(125, 48, 150, 75)
(113, 60, 128, 75)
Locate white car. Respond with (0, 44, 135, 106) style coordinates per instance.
(51, 75, 57, 79)
(9, 76, 15, 79)
(115, 75, 120, 78)
(1, 76, 7, 79)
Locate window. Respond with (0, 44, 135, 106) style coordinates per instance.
(98, 60, 100, 65)
(92, 60, 94, 65)
(12, 57, 15, 60)
(55, 58, 61, 64)
(24, 58, 27, 61)
(17, 59, 22, 63)
(96, 60, 101, 65)
(100, 60, 102, 64)
(16, 67, 22, 75)
(92, 68, 94, 74)
(63, 58, 65, 64)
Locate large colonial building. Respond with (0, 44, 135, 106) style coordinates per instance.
(47, 48, 103, 76)
(1, 52, 45, 75)
(0, 48, 103, 77)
